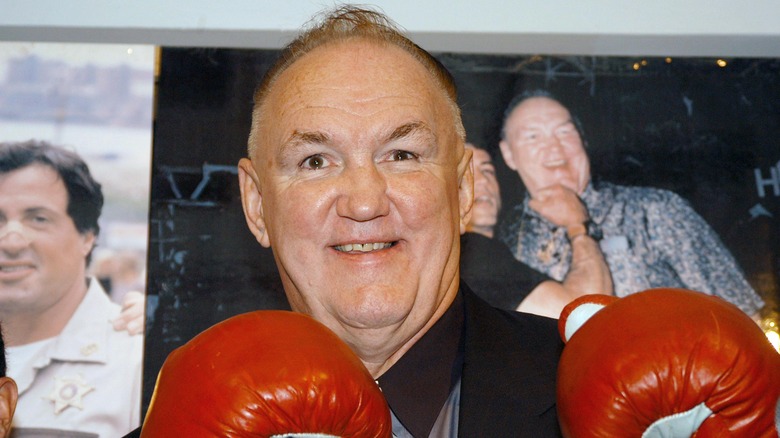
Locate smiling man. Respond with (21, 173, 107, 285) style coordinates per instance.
(0, 141, 142, 437)
(498, 90, 765, 317)
(237, 7, 563, 437)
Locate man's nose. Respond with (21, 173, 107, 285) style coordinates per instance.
(543, 134, 564, 150)
(335, 164, 390, 222)
(0, 221, 31, 252)
(474, 171, 488, 188)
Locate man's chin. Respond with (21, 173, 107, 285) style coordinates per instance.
(470, 212, 498, 228)
(530, 178, 580, 197)
(335, 300, 412, 331)
(555, 176, 579, 192)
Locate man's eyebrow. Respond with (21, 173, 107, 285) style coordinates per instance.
(278, 130, 331, 158)
(25, 206, 55, 214)
(286, 130, 331, 146)
(278, 123, 433, 159)
(17, 206, 57, 218)
(385, 121, 433, 143)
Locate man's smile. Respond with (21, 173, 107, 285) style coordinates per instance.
(543, 159, 567, 168)
(333, 242, 395, 253)
(0, 260, 35, 281)
(474, 195, 496, 206)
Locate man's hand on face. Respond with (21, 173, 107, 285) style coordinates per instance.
(112, 291, 145, 336)
(528, 184, 588, 228)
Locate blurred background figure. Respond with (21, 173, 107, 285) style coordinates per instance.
(91, 249, 146, 305)
(465, 144, 502, 239)
(497, 90, 765, 318)
(460, 143, 612, 317)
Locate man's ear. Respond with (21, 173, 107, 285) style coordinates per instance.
(237, 158, 271, 248)
(0, 377, 17, 438)
(498, 139, 518, 171)
(457, 147, 474, 235)
(79, 230, 96, 259)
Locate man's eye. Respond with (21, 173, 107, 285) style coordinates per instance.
(300, 154, 327, 169)
(557, 123, 577, 136)
(28, 216, 51, 228)
(390, 150, 417, 161)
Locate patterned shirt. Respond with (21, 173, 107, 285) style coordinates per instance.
(498, 181, 765, 315)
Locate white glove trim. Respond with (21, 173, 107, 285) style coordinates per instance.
(270, 434, 340, 438)
(641, 402, 713, 438)
(563, 302, 606, 342)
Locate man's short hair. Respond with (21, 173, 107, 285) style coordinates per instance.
(247, 5, 465, 156)
(466, 141, 497, 160)
(500, 89, 587, 145)
(0, 140, 104, 238)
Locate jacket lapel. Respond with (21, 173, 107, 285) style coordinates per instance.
(458, 286, 562, 437)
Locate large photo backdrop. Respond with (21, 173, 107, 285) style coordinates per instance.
(147, 47, 780, 409)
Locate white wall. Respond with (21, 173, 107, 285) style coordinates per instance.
(2, 0, 780, 56)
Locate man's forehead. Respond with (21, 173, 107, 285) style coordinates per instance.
(513, 97, 571, 122)
(467, 148, 489, 165)
(256, 39, 457, 146)
(270, 39, 436, 103)
(0, 166, 67, 208)
(1, 163, 62, 184)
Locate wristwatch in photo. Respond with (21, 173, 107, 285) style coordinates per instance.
(566, 220, 602, 241)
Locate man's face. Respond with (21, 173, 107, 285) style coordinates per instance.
(499, 97, 590, 197)
(239, 39, 473, 357)
(0, 165, 94, 322)
(467, 145, 501, 230)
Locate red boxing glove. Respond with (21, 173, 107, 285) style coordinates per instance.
(141, 310, 391, 437)
(557, 288, 780, 437)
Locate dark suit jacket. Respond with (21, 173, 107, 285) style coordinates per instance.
(460, 232, 551, 310)
(458, 286, 563, 437)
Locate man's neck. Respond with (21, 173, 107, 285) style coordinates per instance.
(348, 324, 440, 378)
(2, 277, 89, 347)
(351, 294, 460, 378)
(468, 225, 494, 239)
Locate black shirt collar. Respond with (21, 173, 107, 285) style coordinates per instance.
(377, 291, 465, 438)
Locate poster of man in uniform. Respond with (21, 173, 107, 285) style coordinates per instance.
(0, 42, 154, 436)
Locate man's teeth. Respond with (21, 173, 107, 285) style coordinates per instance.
(544, 159, 566, 167)
(335, 242, 392, 252)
